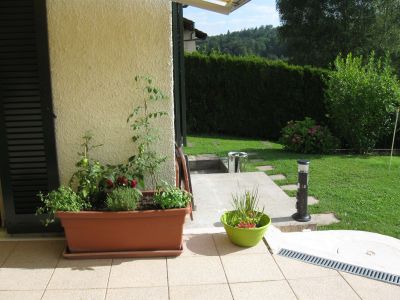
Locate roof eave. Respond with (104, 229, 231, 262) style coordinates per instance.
(174, 0, 251, 15)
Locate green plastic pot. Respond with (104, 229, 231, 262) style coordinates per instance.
(220, 211, 271, 247)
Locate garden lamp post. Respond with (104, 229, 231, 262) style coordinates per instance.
(292, 159, 311, 222)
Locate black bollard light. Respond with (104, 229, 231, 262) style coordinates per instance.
(292, 159, 311, 222)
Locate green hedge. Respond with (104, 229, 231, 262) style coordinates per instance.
(185, 53, 329, 140)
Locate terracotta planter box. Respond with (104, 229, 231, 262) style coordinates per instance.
(56, 192, 190, 258)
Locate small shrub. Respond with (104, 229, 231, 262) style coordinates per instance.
(325, 53, 400, 153)
(106, 187, 142, 211)
(36, 186, 88, 225)
(153, 182, 191, 209)
(280, 117, 338, 154)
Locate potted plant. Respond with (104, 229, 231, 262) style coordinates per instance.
(36, 76, 192, 258)
(220, 189, 271, 247)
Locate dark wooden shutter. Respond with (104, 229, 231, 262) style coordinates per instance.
(0, 0, 60, 233)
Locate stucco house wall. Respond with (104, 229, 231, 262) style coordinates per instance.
(46, 0, 175, 186)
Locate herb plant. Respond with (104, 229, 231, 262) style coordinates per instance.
(69, 132, 105, 203)
(227, 189, 264, 228)
(124, 76, 168, 188)
(153, 182, 191, 209)
(36, 186, 89, 225)
(106, 187, 142, 211)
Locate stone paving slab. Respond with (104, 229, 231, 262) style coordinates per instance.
(255, 165, 274, 171)
(308, 196, 320, 205)
(269, 174, 287, 181)
(249, 159, 264, 163)
(311, 213, 340, 225)
(281, 184, 298, 191)
(246, 152, 258, 157)
(290, 196, 319, 205)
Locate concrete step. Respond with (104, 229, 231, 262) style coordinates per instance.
(188, 155, 228, 174)
(272, 217, 317, 232)
(272, 213, 340, 232)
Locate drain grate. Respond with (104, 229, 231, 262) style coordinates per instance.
(278, 248, 400, 286)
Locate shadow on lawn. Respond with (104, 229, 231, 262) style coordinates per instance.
(240, 148, 378, 162)
(240, 148, 324, 162)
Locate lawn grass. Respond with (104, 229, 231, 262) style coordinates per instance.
(185, 135, 400, 238)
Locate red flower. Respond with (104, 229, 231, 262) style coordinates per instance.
(105, 179, 114, 188)
(117, 176, 128, 186)
(130, 179, 137, 188)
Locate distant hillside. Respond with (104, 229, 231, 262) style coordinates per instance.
(197, 25, 287, 60)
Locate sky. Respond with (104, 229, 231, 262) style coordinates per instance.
(183, 0, 280, 36)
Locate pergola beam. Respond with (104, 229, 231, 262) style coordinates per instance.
(173, 0, 251, 15)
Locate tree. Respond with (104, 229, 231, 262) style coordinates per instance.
(325, 53, 400, 153)
(276, 0, 400, 69)
(198, 25, 287, 60)
(372, 0, 400, 66)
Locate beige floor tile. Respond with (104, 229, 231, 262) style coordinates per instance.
(5, 241, 64, 266)
(106, 287, 168, 300)
(274, 255, 339, 279)
(230, 281, 297, 300)
(108, 258, 167, 288)
(0, 242, 17, 266)
(182, 234, 218, 257)
(42, 289, 106, 300)
(289, 276, 360, 300)
(0, 290, 43, 300)
(0, 267, 55, 290)
(213, 233, 269, 256)
(0, 242, 63, 291)
(340, 272, 400, 300)
(168, 256, 226, 286)
(170, 284, 232, 300)
(47, 259, 111, 289)
(221, 253, 284, 283)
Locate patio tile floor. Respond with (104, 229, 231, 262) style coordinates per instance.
(167, 256, 227, 286)
(230, 281, 297, 300)
(0, 234, 399, 300)
(221, 253, 284, 282)
(288, 276, 361, 300)
(48, 259, 112, 290)
(169, 284, 232, 300)
(108, 258, 167, 288)
(42, 289, 106, 300)
(106, 287, 168, 300)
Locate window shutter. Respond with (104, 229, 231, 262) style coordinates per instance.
(0, 0, 60, 233)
